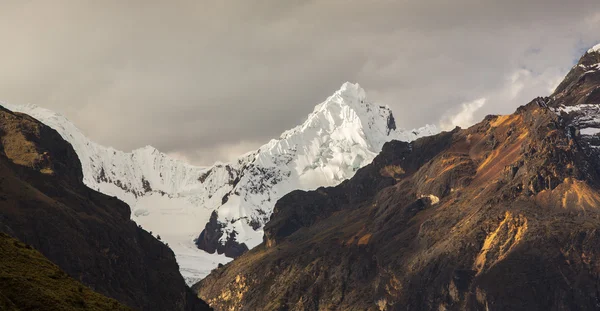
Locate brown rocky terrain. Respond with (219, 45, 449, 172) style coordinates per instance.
(0, 106, 211, 310)
(195, 49, 600, 310)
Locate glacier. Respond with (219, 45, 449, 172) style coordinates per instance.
(4, 82, 438, 285)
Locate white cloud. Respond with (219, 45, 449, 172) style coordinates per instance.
(439, 64, 566, 131)
(508, 70, 530, 99)
(169, 141, 263, 166)
(440, 98, 486, 130)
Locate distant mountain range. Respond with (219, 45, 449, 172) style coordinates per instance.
(6, 82, 437, 284)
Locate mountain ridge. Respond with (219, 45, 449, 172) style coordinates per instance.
(194, 48, 600, 310)
(5, 82, 438, 284)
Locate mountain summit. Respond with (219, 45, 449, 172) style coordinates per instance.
(6, 82, 437, 284)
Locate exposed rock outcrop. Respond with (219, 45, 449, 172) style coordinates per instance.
(195, 211, 249, 258)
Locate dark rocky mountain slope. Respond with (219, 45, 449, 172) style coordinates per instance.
(0, 106, 211, 310)
(0, 232, 131, 310)
(195, 48, 600, 310)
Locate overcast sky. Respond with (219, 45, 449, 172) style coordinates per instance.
(1, 1, 600, 165)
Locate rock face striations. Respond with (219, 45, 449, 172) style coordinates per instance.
(0, 106, 211, 310)
(195, 48, 600, 310)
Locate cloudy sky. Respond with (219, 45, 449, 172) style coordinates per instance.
(1, 1, 600, 165)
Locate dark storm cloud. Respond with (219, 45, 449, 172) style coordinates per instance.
(1, 0, 600, 164)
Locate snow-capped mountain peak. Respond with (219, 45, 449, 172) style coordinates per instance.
(282, 82, 406, 148)
(330, 81, 366, 104)
(3, 83, 438, 284)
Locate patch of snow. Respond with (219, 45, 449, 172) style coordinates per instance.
(575, 62, 600, 74)
(551, 102, 600, 152)
(552, 104, 596, 114)
(133, 209, 150, 217)
(588, 43, 600, 54)
(581, 127, 600, 136)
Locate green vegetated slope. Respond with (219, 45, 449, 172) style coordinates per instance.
(0, 232, 131, 311)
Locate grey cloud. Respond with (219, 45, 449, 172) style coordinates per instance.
(1, 0, 600, 165)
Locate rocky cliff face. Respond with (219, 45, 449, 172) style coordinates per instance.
(195, 48, 600, 311)
(0, 106, 211, 310)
